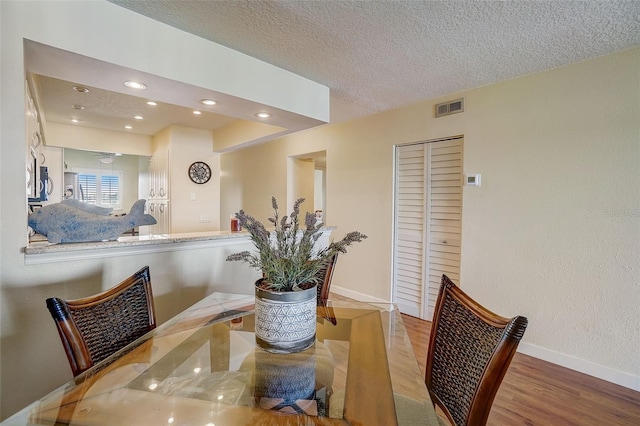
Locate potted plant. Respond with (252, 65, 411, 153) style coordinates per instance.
(227, 197, 367, 353)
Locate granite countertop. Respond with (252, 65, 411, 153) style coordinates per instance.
(25, 226, 336, 256)
(24, 230, 251, 255)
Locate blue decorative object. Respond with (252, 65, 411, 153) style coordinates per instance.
(60, 199, 113, 216)
(28, 199, 156, 244)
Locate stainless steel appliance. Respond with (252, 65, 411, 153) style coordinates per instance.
(63, 172, 81, 200)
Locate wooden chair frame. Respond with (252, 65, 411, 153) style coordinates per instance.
(46, 266, 156, 376)
(425, 275, 528, 426)
(317, 253, 338, 305)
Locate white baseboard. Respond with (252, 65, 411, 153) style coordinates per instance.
(332, 285, 640, 393)
(518, 342, 640, 392)
(330, 285, 390, 304)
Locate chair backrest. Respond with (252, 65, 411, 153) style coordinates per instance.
(425, 275, 528, 426)
(46, 266, 156, 376)
(316, 253, 338, 305)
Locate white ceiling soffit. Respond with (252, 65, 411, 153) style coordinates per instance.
(109, 0, 640, 123)
(33, 74, 236, 136)
(24, 40, 324, 151)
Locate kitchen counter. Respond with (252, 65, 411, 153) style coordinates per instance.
(25, 230, 249, 254)
(24, 227, 335, 265)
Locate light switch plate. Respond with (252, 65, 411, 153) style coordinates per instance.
(465, 173, 481, 186)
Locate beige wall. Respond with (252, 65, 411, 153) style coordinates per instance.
(166, 126, 221, 232)
(220, 48, 640, 389)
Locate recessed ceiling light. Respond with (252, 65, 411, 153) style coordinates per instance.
(124, 80, 146, 90)
(73, 86, 89, 93)
(71, 118, 79, 123)
(71, 104, 85, 110)
(256, 112, 271, 119)
(193, 110, 202, 115)
(200, 99, 217, 106)
(125, 125, 133, 129)
(146, 101, 157, 106)
(134, 115, 143, 120)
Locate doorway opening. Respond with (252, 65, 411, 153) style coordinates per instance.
(287, 151, 326, 225)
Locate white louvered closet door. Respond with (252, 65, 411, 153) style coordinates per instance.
(393, 137, 463, 320)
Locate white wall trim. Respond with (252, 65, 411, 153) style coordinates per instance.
(330, 284, 390, 304)
(333, 285, 640, 392)
(518, 342, 640, 392)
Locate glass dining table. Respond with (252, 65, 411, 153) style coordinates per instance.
(3, 293, 439, 425)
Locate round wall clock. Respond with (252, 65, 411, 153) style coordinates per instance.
(188, 161, 212, 184)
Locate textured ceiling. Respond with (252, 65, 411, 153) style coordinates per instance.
(110, 0, 640, 123)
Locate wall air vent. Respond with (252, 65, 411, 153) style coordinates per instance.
(435, 98, 464, 118)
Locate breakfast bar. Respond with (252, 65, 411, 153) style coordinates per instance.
(24, 227, 335, 265)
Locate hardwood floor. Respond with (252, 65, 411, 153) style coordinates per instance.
(400, 312, 640, 426)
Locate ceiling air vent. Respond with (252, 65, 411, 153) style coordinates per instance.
(435, 98, 464, 118)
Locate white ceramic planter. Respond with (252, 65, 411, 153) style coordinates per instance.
(254, 280, 317, 353)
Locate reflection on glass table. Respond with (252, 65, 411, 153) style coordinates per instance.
(3, 293, 439, 425)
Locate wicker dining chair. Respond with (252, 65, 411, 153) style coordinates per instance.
(46, 265, 156, 376)
(425, 274, 528, 426)
(316, 253, 338, 305)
